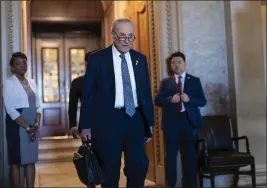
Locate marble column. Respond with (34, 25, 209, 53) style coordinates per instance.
(228, 1, 266, 186)
(0, 1, 24, 186)
(179, 1, 232, 187)
(180, 1, 229, 115)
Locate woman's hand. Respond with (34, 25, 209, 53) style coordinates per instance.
(27, 126, 38, 141)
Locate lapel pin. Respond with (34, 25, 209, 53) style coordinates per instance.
(187, 76, 190, 79)
(136, 60, 139, 66)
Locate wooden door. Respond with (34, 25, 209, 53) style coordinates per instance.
(124, 1, 156, 182)
(64, 34, 98, 127)
(35, 33, 99, 137)
(36, 34, 66, 137)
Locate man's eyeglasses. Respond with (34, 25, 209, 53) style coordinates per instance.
(112, 32, 135, 42)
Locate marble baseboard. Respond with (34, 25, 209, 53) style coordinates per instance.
(238, 165, 267, 187)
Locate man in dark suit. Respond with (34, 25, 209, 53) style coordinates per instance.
(79, 18, 154, 187)
(68, 51, 96, 138)
(155, 51, 206, 188)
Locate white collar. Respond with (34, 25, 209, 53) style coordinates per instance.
(11, 74, 27, 82)
(175, 71, 186, 79)
(112, 44, 130, 58)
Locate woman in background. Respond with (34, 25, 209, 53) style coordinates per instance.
(3, 52, 41, 188)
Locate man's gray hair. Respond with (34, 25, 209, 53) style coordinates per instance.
(111, 18, 134, 33)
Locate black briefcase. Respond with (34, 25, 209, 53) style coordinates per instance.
(73, 140, 106, 187)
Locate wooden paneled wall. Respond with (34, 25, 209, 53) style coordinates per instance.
(104, 2, 115, 47)
(30, 0, 103, 22)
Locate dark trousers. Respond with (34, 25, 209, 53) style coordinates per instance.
(92, 109, 148, 188)
(164, 112, 198, 188)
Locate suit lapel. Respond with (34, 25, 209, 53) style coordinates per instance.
(170, 76, 177, 92)
(129, 50, 140, 91)
(183, 73, 190, 93)
(106, 46, 115, 95)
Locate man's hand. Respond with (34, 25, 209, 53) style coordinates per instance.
(145, 126, 153, 143)
(171, 93, 181, 103)
(80, 128, 91, 141)
(70, 126, 80, 139)
(181, 93, 190, 103)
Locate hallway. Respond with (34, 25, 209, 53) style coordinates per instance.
(35, 161, 155, 187)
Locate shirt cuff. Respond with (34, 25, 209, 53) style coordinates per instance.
(70, 126, 78, 131)
(37, 107, 42, 113)
(9, 111, 20, 120)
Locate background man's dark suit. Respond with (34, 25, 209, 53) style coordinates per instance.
(79, 45, 154, 187)
(68, 50, 97, 137)
(155, 73, 206, 187)
(68, 76, 84, 130)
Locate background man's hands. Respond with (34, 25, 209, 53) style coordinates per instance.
(181, 93, 190, 102)
(171, 93, 181, 103)
(70, 126, 80, 139)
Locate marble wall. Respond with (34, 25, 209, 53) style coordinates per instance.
(177, 1, 231, 187)
(174, 0, 266, 186)
(180, 1, 229, 116)
(229, 1, 266, 168)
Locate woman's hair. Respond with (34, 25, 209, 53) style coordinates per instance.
(10, 52, 27, 67)
(166, 51, 186, 76)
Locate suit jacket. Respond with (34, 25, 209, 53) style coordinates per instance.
(79, 45, 154, 138)
(155, 73, 206, 130)
(68, 75, 84, 129)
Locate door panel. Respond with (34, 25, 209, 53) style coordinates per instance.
(64, 34, 95, 127)
(35, 33, 100, 137)
(36, 35, 66, 137)
(124, 1, 156, 182)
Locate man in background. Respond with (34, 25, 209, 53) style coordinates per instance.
(68, 50, 97, 138)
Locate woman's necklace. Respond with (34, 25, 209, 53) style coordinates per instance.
(20, 79, 30, 88)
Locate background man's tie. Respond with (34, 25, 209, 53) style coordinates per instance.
(177, 76, 182, 112)
(120, 54, 135, 117)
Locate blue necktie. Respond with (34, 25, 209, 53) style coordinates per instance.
(119, 54, 135, 117)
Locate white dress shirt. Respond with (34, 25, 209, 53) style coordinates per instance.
(112, 45, 138, 108)
(3, 74, 41, 120)
(175, 71, 186, 112)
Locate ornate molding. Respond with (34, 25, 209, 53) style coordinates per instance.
(156, 1, 178, 79)
(148, 0, 160, 164)
(5, 1, 23, 62)
(101, 0, 113, 13)
(165, 1, 173, 55)
(6, 1, 14, 60)
(136, 1, 146, 13)
(148, 1, 166, 185)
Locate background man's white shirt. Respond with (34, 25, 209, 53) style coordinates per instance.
(174, 71, 186, 112)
